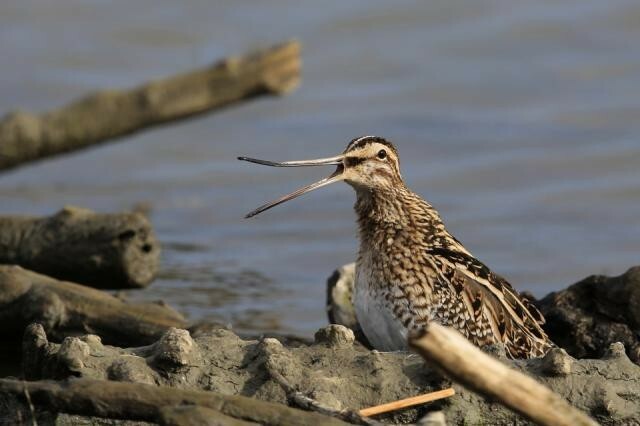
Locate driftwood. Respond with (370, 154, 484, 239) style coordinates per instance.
(0, 206, 159, 289)
(0, 378, 349, 426)
(158, 405, 258, 426)
(409, 323, 597, 426)
(0, 40, 300, 173)
(0, 265, 185, 346)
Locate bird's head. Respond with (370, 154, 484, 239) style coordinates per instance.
(239, 136, 403, 218)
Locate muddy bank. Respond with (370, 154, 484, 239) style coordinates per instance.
(5, 322, 638, 425)
(1, 261, 639, 424)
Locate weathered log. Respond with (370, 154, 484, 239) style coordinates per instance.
(158, 405, 258, 426)
(0, 265, 186, 346)
(409, 323, 597, 426)
(0, 378, 349, 426)
(0, 40, 300, 173)
(0, 206, 159, 289)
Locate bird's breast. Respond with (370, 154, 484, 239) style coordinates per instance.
(354, 245, 409, 351)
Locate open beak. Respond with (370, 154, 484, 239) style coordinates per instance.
(238, 154, 345, 218)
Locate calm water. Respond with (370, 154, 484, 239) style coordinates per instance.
(0, 1, 639, 337)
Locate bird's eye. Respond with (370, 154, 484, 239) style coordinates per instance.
(377, 149, 387, 160)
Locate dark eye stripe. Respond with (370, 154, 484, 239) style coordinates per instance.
(345, 157, 367, 168)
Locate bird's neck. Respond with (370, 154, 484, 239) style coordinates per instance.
(354, 185, 448, 245)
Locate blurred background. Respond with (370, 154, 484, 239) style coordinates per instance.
(0, 0, 638, 337)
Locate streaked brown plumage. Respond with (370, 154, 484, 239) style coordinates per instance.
(240, 136, 553, 358)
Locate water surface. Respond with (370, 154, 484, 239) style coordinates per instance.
(1, 1, 639, 336)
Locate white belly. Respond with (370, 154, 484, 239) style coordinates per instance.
(354, 261, 409, 351)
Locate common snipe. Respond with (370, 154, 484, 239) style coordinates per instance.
(239, 136, 553, 358)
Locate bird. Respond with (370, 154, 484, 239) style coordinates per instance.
(239, 136, 553, 358)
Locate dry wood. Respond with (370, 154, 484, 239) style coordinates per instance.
(0, 378, 349, 426)
(0, 265, 185, 346)
(358, 388, 455, 417)
(158, 405, 259, 426)
(0, 40, 300, 173)
(0, 206, 159, 289)
(409, 323, 598, 426)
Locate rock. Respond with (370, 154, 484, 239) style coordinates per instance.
(604, 342, 627, 359)
(80, 334, 104, 351)
(539, 347, 573, 376)
(150, 328, 197, 367)
(314, 325, 355, 348)
(57, 337, 91, 371)
(538, 266, 640, 363)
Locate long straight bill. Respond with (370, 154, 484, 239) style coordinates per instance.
(237, 155, 343, 167)
(242, 168, 344, 218)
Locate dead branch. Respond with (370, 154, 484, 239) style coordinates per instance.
(0, 40, 300, 172)
(0, 378, 349, 426)
(158, 405, 258, 426)
(409, 323, 597, 426)
(0, 265, 185, 346)
(358, 388, 455, 417)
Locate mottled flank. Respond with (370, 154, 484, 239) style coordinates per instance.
(347, 136, 552, 359)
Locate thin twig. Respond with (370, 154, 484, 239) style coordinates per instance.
(358, 388, 455, 417)
(22, 380, 38, 426)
